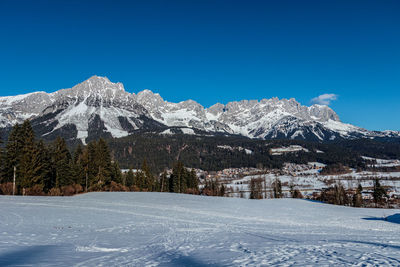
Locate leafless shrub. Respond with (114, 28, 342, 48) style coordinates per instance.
(0, 183, 14, 195)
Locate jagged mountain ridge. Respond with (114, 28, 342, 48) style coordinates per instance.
(0, 75, 398, 143)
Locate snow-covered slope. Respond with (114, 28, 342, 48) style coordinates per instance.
(0, 75, 398, 143)
(0, 192, 399, 266)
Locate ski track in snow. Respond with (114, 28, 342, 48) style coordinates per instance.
(0, 192, 399, 266)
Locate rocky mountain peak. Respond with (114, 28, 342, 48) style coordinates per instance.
(308, 104, 340, 122)
(62, 75, 125, 96)
(135, 89, 165, 112)
(0, 76, 398, 143)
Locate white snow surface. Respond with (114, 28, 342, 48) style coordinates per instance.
(1, 192, 400, 266)
(270, 145, 310, 155)
(362, 156, 400, 168)
(160, 129, 174, 135)
(180, 127, 196, 135)
(217, 145, 253, 154)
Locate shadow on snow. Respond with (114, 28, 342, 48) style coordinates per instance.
(159, 254, 223, 267)
(0, 245, 59, 266)
(362, 213, 400, 224)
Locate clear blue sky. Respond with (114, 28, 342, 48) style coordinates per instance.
(0, 0, 399, 131)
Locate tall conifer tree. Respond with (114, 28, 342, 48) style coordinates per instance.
(31, 140, 52, 192)
(52, 137, 72, 187)
(141, 159, 154, 190)
(125, 168, 135, 187)
(4, 123, 23, 183)
(19, 120, 36, 190)
(111, 161, 122, 184)
(95, 139, 112, 185)
(72, 144, 86, 186)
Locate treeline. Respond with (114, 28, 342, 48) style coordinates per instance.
(320, 163, 352, 175)
(317, 179, 388, 208)
(246, 177, 302, 200)
(0, 120, 199, 196)
(0, 120, 122, 195)
(245, 176, 392, 209)
(123, 161, 198, 194)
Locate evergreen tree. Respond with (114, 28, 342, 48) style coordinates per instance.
(249, 178, 256, 199)
(170, 161, 185, 193)
(71, 144, 86, 186)
(4, 123, 23, 184)
(187, 169, 198, 192)
(73, 144, 83, 164)
(111, 161, 122, 184)
(135, 170, 146, 190)
(29, 140, 52, 192)
(52, 137, 72, 187)
(0, 120, 125, 195)
(94, 139, 112, 186)
(94, 167, 106, 190)
(373, 179, 387, 205)
(353, 184, 363, 207)
(19, 120, 36, 190)
(86, 141, 98, 189)
(180, 167, 188, 193)
(141, 159, 154, 190)
(153, 176, 160, 192)
(125, 168, 135, 187)
(2, 120, 37, 194)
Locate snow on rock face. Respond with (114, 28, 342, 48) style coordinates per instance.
(0, 192, 399, 266)
(134, 87, 394, 140)
(0, 92, 54, 127)
(0, 76, 156, 143)
(308, 104, 340, 121)
(1, 75, 399, 142)
(34, 76, 152, 143)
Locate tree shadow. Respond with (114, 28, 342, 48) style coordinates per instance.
(0, 245, 58, 266)
(362, 213, 400, 224)
(165, 255, 220, 266)
(337, 240, 400, 250)
(303, 199, 325, 204)
(157, 252, 223, 267)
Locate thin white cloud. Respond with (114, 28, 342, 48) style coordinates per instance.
(311, 93, 338, 105)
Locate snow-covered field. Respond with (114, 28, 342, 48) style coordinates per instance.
(1, 192, 400, 266)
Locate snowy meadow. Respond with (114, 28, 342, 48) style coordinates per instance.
(1, 192, 400, 266)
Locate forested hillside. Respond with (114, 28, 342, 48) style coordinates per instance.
(108, 132, 400, 173)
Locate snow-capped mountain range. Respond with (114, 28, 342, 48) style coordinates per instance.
(0, 76, 398, 143)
